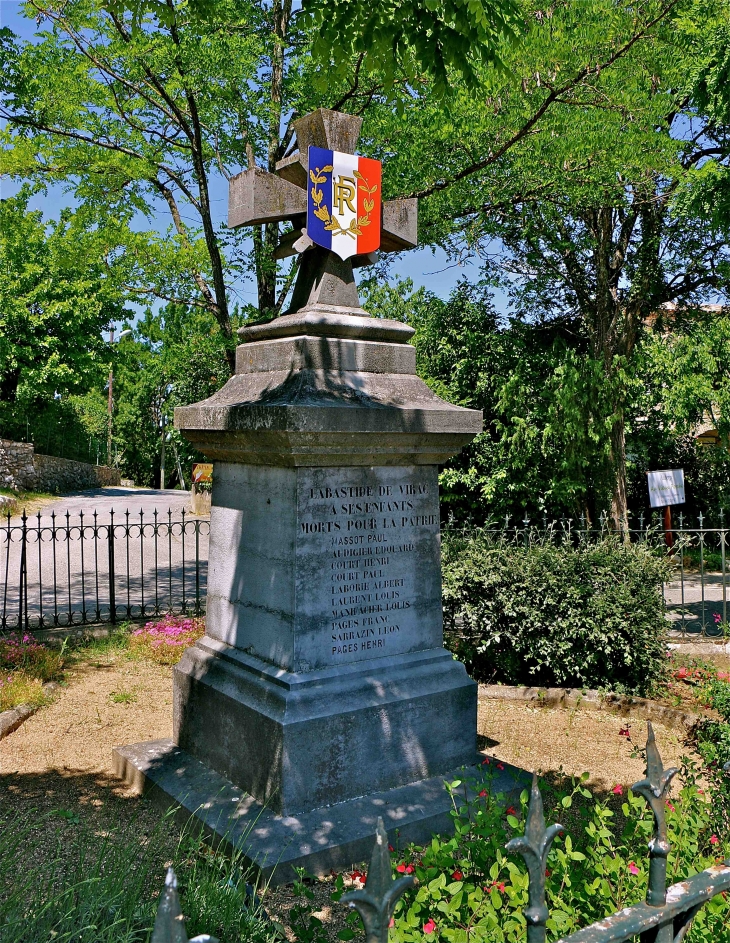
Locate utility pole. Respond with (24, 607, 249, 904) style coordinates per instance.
(107, 327, 114, 466)
(106, 327, 132, 468)
(160, 416, 166, 490)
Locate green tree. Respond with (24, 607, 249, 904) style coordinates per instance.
(366, 0, 730, 527)
(0, 188, 125, 405)
(113, 303, 231, 485)
(363, 278, 620, 522)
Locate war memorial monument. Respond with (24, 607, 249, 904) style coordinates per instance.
(114, 109, 509, 882)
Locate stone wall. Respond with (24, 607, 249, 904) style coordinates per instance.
(0, 439, 121, 493)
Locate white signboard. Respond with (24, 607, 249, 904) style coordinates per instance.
(647, 469, 685, 508)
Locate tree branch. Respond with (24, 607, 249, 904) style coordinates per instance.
(408, 0, 680, 200)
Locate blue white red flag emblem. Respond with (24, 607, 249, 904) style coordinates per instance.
(306, 146, 382, 261)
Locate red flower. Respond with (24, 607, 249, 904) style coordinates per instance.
(544, 868, 551, 878)
(451, 870, 463, 881)
(497, 763, 505, 771)
(396, 863, 406, 873)
(665, 801, 675, 812)
(479, 789, 487, 797)
(482, 757, 490, 765)
(711, 835, 720, 845)
(388, 844, 394, 852)
(423, 919, 437, 935)
(506, 806, 517, 816)
(613, 785, 623, 795)
(405, 864, 414, 874)
(619, 725, 631, 738)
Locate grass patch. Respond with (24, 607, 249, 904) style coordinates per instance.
(0, 632, 64, 711)
(109, 689, 137, 704)
(0, 808, 277, 943)
(0, 673, 48, 711)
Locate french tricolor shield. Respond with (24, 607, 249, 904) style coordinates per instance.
(307, 145, 382, 261)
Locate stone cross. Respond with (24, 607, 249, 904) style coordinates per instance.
(228, 109, 418, 316)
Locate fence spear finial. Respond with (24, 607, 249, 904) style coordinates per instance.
(506, 774, 563, 943)
(631, 722, 679, 907)
(342, 817, 415, 943)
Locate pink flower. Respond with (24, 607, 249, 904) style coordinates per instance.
(613, 785, 623, 795)
(628, 862, 640, 875)
(405, 864, 414, 874)
(423, 919, 436, 935)
(388, 918, 395, 929)
(665, 801, 675, 812)
(497, 763, 505, 771)
(711, 835, 719, 845)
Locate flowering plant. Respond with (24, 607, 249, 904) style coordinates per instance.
(0, 632, 63, 681)
(129, 615, 205, 665)
(385, 765, 729, 943)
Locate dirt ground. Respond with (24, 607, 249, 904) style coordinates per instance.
(0, 647, 708, 937)
(478, 699, 700, 792)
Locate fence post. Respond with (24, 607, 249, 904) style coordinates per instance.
(19, 510, 28, 632)
(108, 508, 116, 624)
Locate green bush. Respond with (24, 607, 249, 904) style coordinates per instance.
(442, 531, 670, 695)
(387, 764, 729, 943)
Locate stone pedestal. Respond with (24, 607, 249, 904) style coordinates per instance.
(114, 311, 495, 881)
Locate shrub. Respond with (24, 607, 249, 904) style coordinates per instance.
(387, 764, 729, 943)
(442, 531, 670, 695)
(129, 615, 205, 665)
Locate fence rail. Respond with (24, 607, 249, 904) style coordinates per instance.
(3, 503, 730, 639)
(0, 508, 209, 632)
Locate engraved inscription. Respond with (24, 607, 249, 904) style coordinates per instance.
(296, 468, 441, 667)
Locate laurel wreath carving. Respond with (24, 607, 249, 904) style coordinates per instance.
(309, 166, 377, 239)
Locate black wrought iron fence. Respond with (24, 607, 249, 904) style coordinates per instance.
(0, 508, 209, 632)
(445, 510, 730, 640)
(153, 728, 730, 943)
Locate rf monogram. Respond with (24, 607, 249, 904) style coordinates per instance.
(333, 175, 357, 214)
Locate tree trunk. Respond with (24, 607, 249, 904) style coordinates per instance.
(253, 0, 292, 318)
(609, 410, 629, 534)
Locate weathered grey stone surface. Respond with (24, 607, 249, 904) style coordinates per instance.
(239, 309, 414, 343)
(228, 166, 306, 228)
(381, 199, 418, 251)
(118, 106, 489, 872)
(176, 319, 482, 467)
(113, 738, 528, 886)
(235, 336, 417, 376)
(174, 638, 476, 814)
(203, 463, 442, 671)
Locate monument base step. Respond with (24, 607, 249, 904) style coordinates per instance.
(112, 739, 529, 886)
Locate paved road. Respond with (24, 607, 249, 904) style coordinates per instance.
(664, 573, 729, 637)
(12, 486, 195, 522)
(1, 488, 209, 630)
